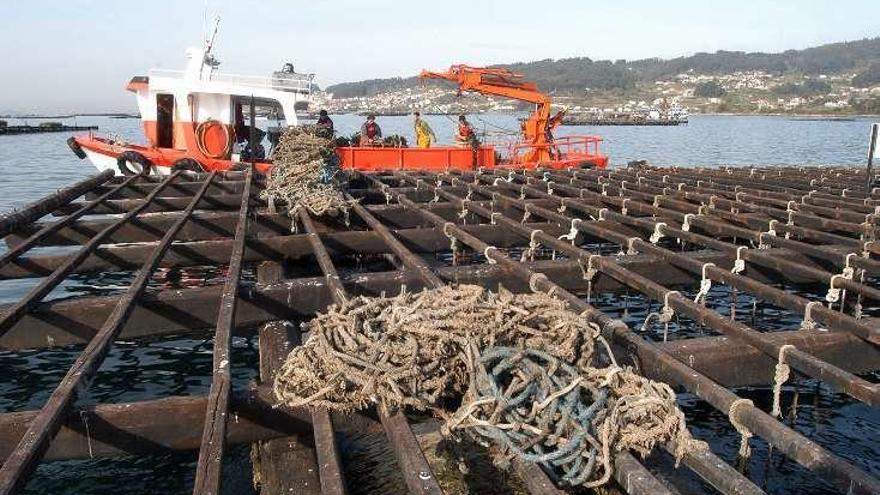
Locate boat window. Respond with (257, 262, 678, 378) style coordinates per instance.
(231, 97, 286, 161)
(156, 94, 175, 148)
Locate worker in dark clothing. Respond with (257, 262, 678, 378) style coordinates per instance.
(455, 115, 479, 166)
(359, 114, 383, 146)
(316, 110, 334, 138)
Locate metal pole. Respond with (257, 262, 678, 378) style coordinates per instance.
(250, 94, 257, 169)
(868, 123, 878, 192)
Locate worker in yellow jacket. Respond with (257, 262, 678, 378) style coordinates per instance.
(413, 112, 436, 148)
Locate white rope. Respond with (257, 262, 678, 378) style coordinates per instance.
(519, 185, 527, 200)
(731, 246, 747, 275)
(693, 263, 716, 304)
(558, 199, 567, 213)
(558, 218, 582, 245)
(601, 183, 609, 196)
(443, 222, 459, 264)
(521, 205, 531, 224)
(458, 200, 470, 221)
(490, 212, 501, 225)
(597, 208, 609, 222)
(682, 213, 696, 232)
(825, 272, 852, 304)
(758, 220, 778, 249)
(483, 246, 499, 264)
(653, 194, 663, 208)
(801, 301, 823, 331)
(649, 222, 667, 244)
(771, 344, 796, 418)
(579, 254, 601, 302)
(521, 229, 544, 262)
(547, 181, 555, 196)
(640, 290, 680, 342)
(728, 398, 754, 459)
(624, 237, 640, 255)
(621, 199, 630, 216)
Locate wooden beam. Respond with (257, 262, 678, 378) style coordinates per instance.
(0, 252, 740, 351)
(251, 261, 326, 495)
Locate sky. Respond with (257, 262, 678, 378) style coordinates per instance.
(1, 0, 878, 113)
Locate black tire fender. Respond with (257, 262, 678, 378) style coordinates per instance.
(116, 151, 152, 176)
(171, 158, 205, 174)
(67, 137, 86, 160)
(577, 160, 598, 170)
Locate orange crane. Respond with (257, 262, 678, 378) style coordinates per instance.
(420, 65, 566, 163)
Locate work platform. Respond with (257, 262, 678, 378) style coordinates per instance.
(0, 165, 877, 494)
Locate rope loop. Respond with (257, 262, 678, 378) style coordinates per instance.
(682, 213, 696, 232)
(731, 246, 747, 274)
(621, 198, 630, 216)
(490, 212, 501, 225)
(521, 229, 544, 262)
(547, 181, 555, 196)
(625, 237, 640, 255)
(597, 208, 609, 222)
(520, 185, 527, 200)
(484, 246, 499, 264)
(521, 205, 532, 224)
(693, 263, 716, 304)
(771, 344, 796, 418)
(458, 200, 470, 220)
(728, 398, 754, 459)
(559, 218, 583, 245)
(758, 220, 778, 249)
(649, 222, 667, 244)
(801, 301, 822, 330)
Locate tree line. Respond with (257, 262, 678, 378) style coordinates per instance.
(326, 37, 880, 98)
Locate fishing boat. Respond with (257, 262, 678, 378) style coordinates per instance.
(69, 35, 607, 175)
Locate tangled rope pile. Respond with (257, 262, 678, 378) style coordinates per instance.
(262, 126, 352, 222)
(275, 285, 595, 413)
(274, 285, 701, 488)
(445, 344, 696, 487)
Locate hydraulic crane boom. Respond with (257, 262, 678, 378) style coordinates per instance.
(420, 65, 564, 163)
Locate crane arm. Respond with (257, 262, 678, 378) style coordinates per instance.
(420, 66, 550, 106)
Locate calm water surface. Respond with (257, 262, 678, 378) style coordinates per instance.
(0, 114, 877, 494)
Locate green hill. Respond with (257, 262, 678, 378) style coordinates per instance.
(326, 37, 880, 97)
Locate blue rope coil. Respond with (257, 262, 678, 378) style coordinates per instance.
(449, 346, 612, 487)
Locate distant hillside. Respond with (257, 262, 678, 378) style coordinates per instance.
(326, 37, 880, 97)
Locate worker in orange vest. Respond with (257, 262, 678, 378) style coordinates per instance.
(359, 114, 383, 146)
(455, 115, 479, 166)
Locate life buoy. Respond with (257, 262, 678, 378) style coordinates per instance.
(67, 137, 86, 159)
(171, 158, 204, 173)
(117, 151, 152, 176)
(195, 120, 232, 159)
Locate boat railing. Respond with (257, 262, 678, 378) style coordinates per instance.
(149, 69, 313, 94)
(506, 135, 603, 162)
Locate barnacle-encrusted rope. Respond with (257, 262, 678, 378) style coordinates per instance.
(445, 344, 699, 487)
(261, 126, 352, 224)
(274, 284, 701, 488)
(274, 285, 597, 412)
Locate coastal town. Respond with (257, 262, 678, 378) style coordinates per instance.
(310, 69, 880, 119)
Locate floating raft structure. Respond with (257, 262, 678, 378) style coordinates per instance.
(0, 122, 98, 135)
(0, 164, 877, 494)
